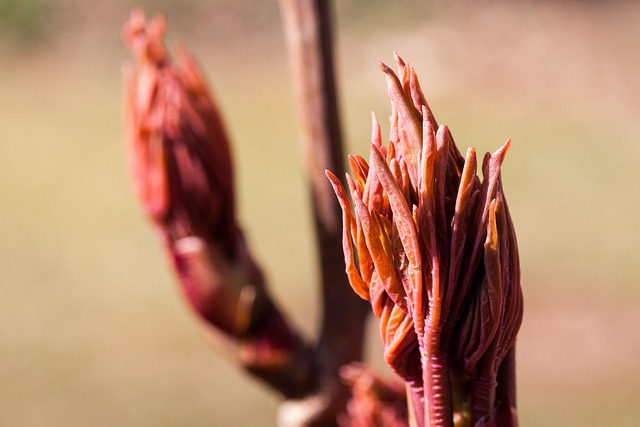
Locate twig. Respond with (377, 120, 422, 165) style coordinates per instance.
(278, 0, 369, 424)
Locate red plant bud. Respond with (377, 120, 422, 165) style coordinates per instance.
(327, 54, 523, 427)
(123, 9, 236, 256)
(122, 11, 313, 398)
(122, 8, 260, 324)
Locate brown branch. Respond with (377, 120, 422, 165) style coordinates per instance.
(278, 0, 369, 425)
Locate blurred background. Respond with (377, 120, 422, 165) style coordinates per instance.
(1, 0, 639, 425)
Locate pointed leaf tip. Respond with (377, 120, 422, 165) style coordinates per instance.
(393, 51, 405, 66)
(493, 138, 512, 162)
(379, 61, 394, 75)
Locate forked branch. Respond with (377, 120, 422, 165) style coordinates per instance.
(278, 0, 369, 424)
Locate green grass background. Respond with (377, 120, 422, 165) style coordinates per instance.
(1, 1, 639, 425)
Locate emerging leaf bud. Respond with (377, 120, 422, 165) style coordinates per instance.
(327, 54, 523, 427)
(123, 9, 237, 255)
(122, 11, 312, 398)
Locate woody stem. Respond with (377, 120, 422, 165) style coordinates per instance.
(279, 0, 369, 421)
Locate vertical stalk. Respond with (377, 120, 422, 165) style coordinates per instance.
(469, 375, 497, 426)
(495, 347, 517, 410)
(423, 329, 453, 427)
(494, 347, 518, 427)
(406, 384, 426, 427)
(470, 352, 499, 426)
(278, 0, 369, 423)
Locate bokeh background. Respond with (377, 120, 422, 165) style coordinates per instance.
(2, 0, 639, 425)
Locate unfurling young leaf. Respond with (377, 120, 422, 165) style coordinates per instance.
(327, 54, 522, 427)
